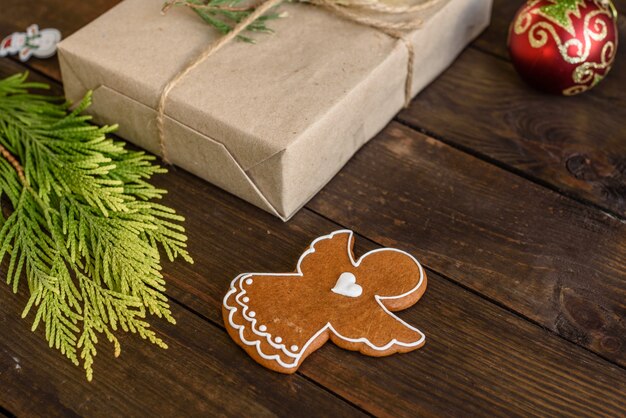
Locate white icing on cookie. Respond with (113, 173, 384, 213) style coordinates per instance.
(232, 277, 299, 359)
(223, 230, 426, 370)
(331, 272, 362, 298)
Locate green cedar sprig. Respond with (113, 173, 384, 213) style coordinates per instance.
(0, 73, 193, 381)
(163, 0, 284, 43)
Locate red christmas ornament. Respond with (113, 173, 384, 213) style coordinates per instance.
(507, 0, 618, 95)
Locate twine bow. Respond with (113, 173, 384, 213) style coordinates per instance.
(158, 0, 442, 163)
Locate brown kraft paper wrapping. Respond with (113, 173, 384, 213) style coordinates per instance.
(58, 0, 493, 220)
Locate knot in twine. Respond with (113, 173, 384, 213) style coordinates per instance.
(158, 0, 442, 163)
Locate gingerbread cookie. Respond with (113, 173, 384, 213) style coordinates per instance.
(222, 230, 427, 373)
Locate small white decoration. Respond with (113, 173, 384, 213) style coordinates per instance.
(0, 24, 61, 62)
(331, 272, 363, 298)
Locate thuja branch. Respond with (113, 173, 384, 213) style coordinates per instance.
(0, 73, 193, 381)
(162, 0, 284, 43)
(163, 0, 253, 13)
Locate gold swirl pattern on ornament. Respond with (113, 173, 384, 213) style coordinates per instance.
(514, 1, 616, 95)
(515, 10, 609, 64)
(515, 9, 611, 64)
(564, 40, 616, 95)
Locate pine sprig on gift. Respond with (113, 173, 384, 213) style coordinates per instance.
(0, 73, 193, 381)
(163, 0, 284, 43)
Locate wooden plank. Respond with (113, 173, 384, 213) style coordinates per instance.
(4, 54, 622, 414)
(0, 62, 623, 418)
(399, 44, 626, 217)
(150, 167, 626, 418)
(303, 270, 626, 418)
(306, 122, 626, 367)
(404, 0, 626, 217)
(0, 274, 365, 417)
(0, 0, 121, 81)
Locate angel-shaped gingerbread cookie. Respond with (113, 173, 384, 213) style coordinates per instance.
(222, 230, 427, 373)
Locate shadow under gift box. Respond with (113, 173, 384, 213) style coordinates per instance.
(58, 0, 492, 221)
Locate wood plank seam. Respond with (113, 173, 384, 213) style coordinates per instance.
(469, 43, 513, 64)
(305, 205, 626, 372)
(1, 5, 625, 416)
(7, 55, 624, 372)
(305, 118, 626, 366)
(295, 373, 376, 418)
(424, 0, 626, 218)
(0, 405, 16, 418)
(165, 292, 375, 417)
(392, 117, 626, 222)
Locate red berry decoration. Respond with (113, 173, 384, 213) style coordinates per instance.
(508, 0, 619, 95)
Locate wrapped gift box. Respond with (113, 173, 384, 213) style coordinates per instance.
(58, 0, 492, 220)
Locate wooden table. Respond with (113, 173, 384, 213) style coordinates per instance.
(1, 1, 625, 417)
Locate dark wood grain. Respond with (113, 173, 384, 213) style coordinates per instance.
(151, 166, 626, 418)
(399, 1, 626, 217)
(400, 44, 626, 217)
(303, 269, 626, 418)
(0, 274, 365, 418)
(307, 122, 626, 366)
(1, 1, 626, 417)
(2, 58, 625, 414)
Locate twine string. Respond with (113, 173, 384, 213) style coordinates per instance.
(338, 0, 441, 14)
(310, 0, 424, 31)
(157, 0, 283, 163)
(0, 142, 27, 185)
(158, 0, 439, 162)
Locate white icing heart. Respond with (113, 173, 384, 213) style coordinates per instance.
(331, 272, 363, 298)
